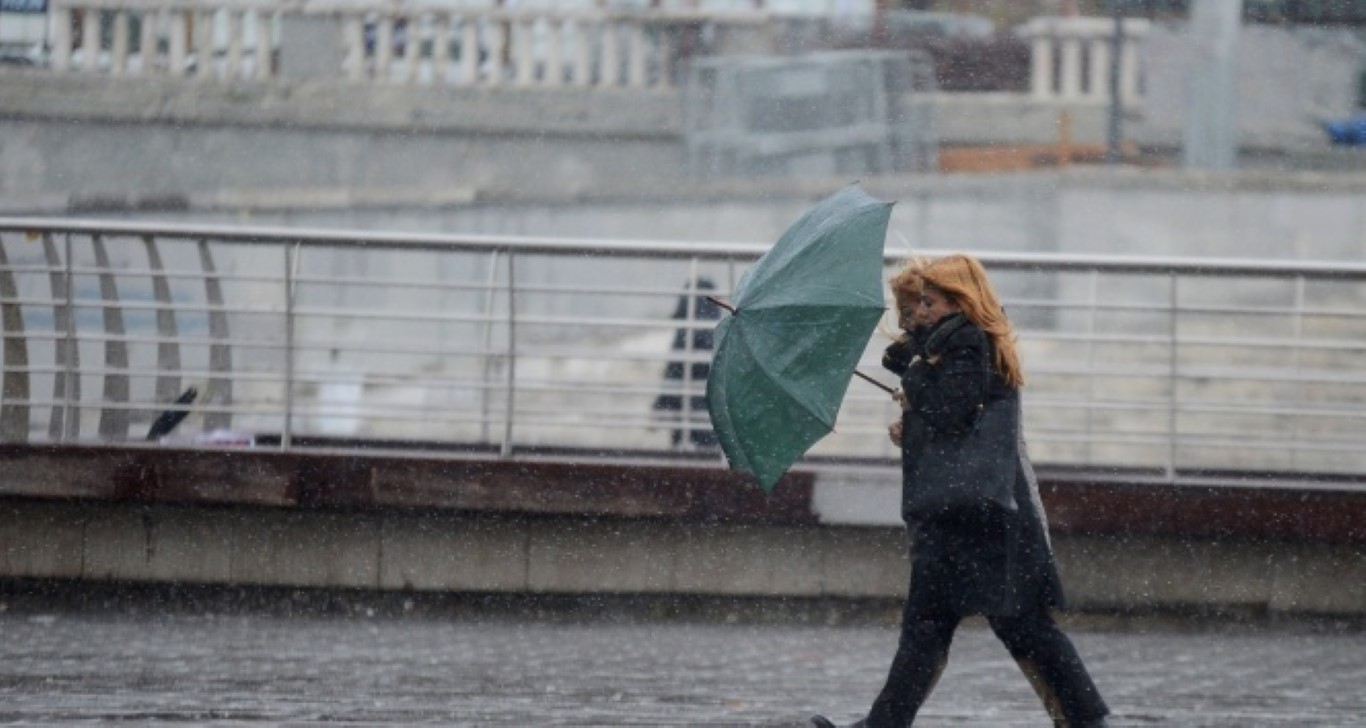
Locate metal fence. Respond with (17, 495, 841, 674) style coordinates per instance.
(2, 217, 1365, 481)
(684, 50, 938, 177)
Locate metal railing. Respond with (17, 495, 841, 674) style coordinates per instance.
(3, 217, 1366, 482)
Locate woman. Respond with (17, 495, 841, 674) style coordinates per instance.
(813, 255, 1109, 728)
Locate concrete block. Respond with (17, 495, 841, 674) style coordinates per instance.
(0, 501, 85, 579)
(232, 510, 380, 589)
(379, 513, 529, 592)
(673, 524, 824, 596)
(818, 527, 907, 598)
(527, 519, 681, 593)
(81, 505, 235, 584)
(83, 507, 150, 581)
(143, 508, 234, 583)
(1053, 534, 1276, 610)
(1268, 543, 1366, 615)
(811, 475, 901, 527)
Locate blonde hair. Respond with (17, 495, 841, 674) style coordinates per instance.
(894, 254, 1024, 388)
(885, 257, 928, 342)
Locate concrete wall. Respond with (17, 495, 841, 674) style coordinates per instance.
(0, 73, 684, 206)
(56, 170, 1366, 264)
(0, 499, 909, 599)
(4, 497, 1364, 616)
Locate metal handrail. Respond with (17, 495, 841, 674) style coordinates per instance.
(3, 217, 1366, 483)
(8, 217, 1366, 278)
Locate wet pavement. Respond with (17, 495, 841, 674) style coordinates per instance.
(1, 606, 1363, 726)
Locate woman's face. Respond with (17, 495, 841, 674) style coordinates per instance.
(896, 293, 921, 332)
(918, 286, 959, 327)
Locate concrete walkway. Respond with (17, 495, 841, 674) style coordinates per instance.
(1, 605, 1362, 726)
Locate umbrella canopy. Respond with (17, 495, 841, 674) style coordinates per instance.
(706, 184, 893, 491)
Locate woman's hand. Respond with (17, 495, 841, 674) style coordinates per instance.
(888, 419, 903, 446)
(892, 389, 908, 410)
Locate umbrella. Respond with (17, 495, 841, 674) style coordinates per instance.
(705, 184, 893, 491)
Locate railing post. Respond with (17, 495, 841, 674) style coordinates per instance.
(486, 18, 506, 86)
(655, 24, 673, 89)
(92, 235, 129, 441)
(375, 14, 394, 80)
(1029, 24, 1052, 98)
(343, 13, 365, 81)
(81, 8, 100, 73)
(139, 9, 159, 75)
(627, 22, 647, 88)
(432, 13, 452, 83)
(43, 233, 79, 441)
(571, 19, 591, 87)
(0, 236, 31, 443)
(679, 257, 700, 449)
(169, 10, 189, 76)
(514, 19, 534, 86)
(226, 10, 244, 79)
(479, 249, 501, 444)
(598, 20, 619, 88)
(282, 243, 297, 450)
(500, 251, 516, 457)
(543, 18, 564, 87)
(1083, 268, 1099, 464)
(1291, 276, 1306, 468)
(195, 9, 215, 80)
(1059, 32, 1082, 100)
(110, 10, 130, 76)
(1087, 36, 1109, 99)
(198, 239, 232, 432)
(1166, 273, 1178, 479)
(254, 10, 273, 79)
(51, 5, 72, 72)
(459, 16, 479, 85)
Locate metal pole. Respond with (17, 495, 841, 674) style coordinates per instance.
(680, 258, 699, 450)
(1291, 276, 1306, 469)
(62, 233, 76, 441)
(1166, 273, 1178, 479)
(500, 252, 516, 457)
(1183, 0, 1244, 170)
(1084, 269, 1099, 463)
(1105, 4, 1125, 164)
(480, 250, 501, 444)
(282, 244, 297, 450)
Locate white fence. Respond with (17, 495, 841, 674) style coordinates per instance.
(20, 4, 1143, 105)
(37, 0, 766, 88)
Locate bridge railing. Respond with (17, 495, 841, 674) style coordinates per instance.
(2, 217, 1365, 481)
(38, 0, 766, 88)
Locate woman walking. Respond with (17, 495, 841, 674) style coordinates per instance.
(812, 255, 1109, 728)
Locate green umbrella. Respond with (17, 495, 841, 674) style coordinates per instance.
(706, 184, 894, 491)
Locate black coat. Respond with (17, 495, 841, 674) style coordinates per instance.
(653, 281, 721, 447)
(885, 315, 1065, 617)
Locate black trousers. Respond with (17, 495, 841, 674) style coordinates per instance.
(865, 608, 1109, 727)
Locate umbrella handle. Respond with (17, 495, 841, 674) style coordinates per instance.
(705, 296, 736, 314)
(854, 369, 895, 394)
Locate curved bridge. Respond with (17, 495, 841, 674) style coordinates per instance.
(2, 218, 1364, 617)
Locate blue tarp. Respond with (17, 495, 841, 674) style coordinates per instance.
(0, 0, 47, 12)
(1322, 116, 1366, 146)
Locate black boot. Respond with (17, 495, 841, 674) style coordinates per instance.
(809, 717, 867, 728)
